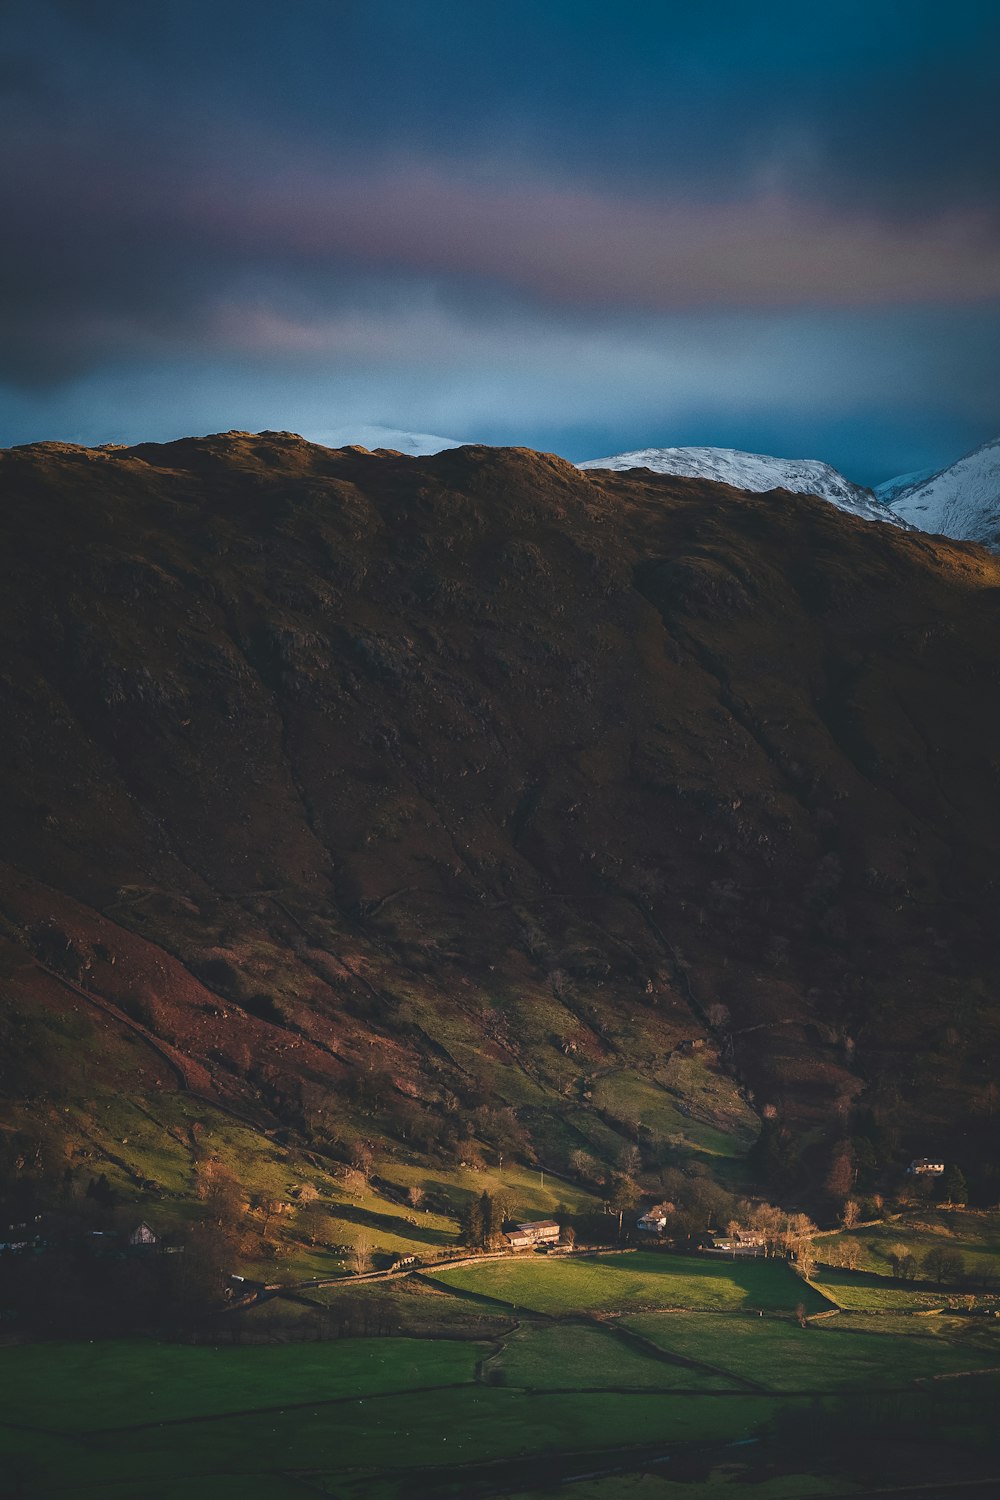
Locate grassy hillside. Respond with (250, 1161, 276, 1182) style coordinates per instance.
(3, 432, 1000, 1262)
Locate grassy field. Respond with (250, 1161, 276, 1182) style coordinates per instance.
(4, 1271, 1000, 1498)
(809, 1266, 964, 1312)
(0, 1339, 774, 1498)
(485, 1320, 740, 1390)
(589, 1057, 759, 1167)
(0, 1337, 480, 1431)
(428, 1251, 832, 1315)
(623, 1310, 1000, 1391)
(819, 1210, 1000, 1282)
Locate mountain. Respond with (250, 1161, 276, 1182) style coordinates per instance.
(883, 438, 1000, 547)
(579, 445, 904, 528)
(874, 468, 937, 507)
(298, 423, 466, 455)
(2, 431, 1000, 1227)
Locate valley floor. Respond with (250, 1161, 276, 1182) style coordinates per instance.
(3, 1250, 1000, 1499)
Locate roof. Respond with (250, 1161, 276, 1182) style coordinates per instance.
(518, 1219, 560, 1231)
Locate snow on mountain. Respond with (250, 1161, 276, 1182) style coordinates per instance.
(578, 445, 906, 528)
(884, 438, 1000, 547)
(300, 423, 466, 455)
(874, 468, 937, 506)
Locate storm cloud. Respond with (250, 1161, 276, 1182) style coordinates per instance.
(2, 0, 999, 482)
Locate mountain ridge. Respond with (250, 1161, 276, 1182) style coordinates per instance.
(578, 444, 903, 529)
(885, 437, 1000, 547)
(3, 431, 1000, 1223)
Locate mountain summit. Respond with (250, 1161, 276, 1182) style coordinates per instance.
(578, 445, 902, 528)
(882, 437, 1000, 548)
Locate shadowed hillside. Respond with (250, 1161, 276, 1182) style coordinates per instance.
(2, 431, 999, 1227)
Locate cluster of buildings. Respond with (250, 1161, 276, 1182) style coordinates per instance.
(0, 1218, 167, 1256)
(505, 1218, 561, 1250)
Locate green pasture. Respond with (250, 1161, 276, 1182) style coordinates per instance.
(0, 1336, 775, 1498)
(591, 1057, 759, 1165)
(485, 1320, 739, 1390)
(623, 1309, 1000, 1391)
(429, 1251, 831, 1315)
(0, 1337, 479, 1432)
(809, 1266, 959, 1312)
(819, 1210, 1000, 1281)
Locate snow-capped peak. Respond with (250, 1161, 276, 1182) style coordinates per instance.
(883, 438, 1000, 548)
(577, 445, 905, 528)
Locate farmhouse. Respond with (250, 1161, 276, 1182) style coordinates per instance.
(636, 1202, 674, 1234)
(127, 1221, 159, 1248)
(705, 1229, 766, 1256)
(506, 1219, 560, 1249)
(907, 1158, 945, 1175)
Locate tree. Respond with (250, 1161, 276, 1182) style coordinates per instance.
(837, 1237, 862, 1271)
(841, 1199, 860, 1229)
(488, 1191, 515, 1247)
(349, 1141, 375, 1182)
(941, 1165, 968, 1205)
(608, 1175, 638, 1237)
(569, 1149, 601, 1186)
(747, 1202, 784, 1256)
(924, 1247, 964, 1284)
(885, 1242, 909, 1278)
(203, 1168, 245, 1241)
(459, 1194, 486, 1249)
(559, 1224, 576, 1249)
(796, 1241, 817, 1277)
(253, 1195, 282, 1237)
(939, 1249, 965, 1283)
(351, 1234, 373, 1275)
(406, 1185, 425, 1210)
(300, 1201, 327, 1246)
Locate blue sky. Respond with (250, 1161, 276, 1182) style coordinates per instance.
(2, 0, 999, 483)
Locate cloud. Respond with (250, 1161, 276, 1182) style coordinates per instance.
(4, 117, 1000, 392)
(2, 0, 998, 479)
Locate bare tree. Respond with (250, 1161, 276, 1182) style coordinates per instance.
(406, 1185, 425, 1210)
(351, 1234, 373, 1275)
(300, 1201, 327, 1246)
(841, 1198, 860, 1229)
(838, 1237, 862, 1271)
(350, 1141, 375, 1182)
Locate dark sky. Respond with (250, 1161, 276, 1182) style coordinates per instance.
(3, 0, 999, 482)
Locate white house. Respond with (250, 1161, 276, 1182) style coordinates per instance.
(637, 1202, 674, 1234)
(907, 1158, 945, 1176)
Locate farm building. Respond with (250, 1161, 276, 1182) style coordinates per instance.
(907, 1158, 945, 1175)
(127, 1221, 159, 1247)
(506, 1219, 560, 1249)
(506, 1228, 534, 1249)
(705, 1229, 765, 1256)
